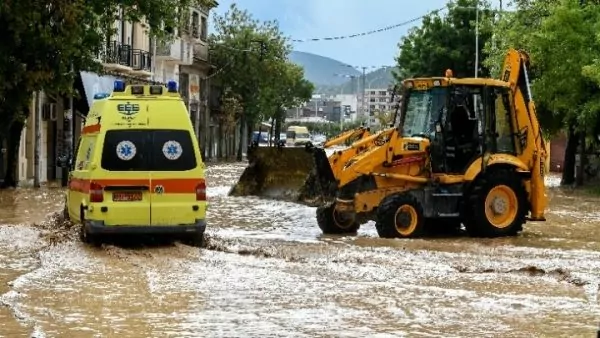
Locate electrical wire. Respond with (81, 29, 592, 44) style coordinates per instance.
(203, 58, 235, 80)
(289, 5, 448, 43)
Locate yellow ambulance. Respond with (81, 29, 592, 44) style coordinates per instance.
(64, 80, 207, 246)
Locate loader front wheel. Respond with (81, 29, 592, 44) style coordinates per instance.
(464, 169, 527, 237)
(316, 203, 359, 234)
(376, 193, 425, 239)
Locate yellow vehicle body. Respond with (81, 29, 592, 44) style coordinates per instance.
(314, 48, 547, 238)
(65, 81, 207, 245)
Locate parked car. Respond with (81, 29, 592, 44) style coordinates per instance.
(251, 131, 269, 146)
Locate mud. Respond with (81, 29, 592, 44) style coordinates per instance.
(1, 167, 600, 337)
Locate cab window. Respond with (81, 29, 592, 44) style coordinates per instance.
(286, 131, 296, 139)
(100, 129, 197, 171)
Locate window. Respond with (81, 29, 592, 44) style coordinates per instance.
(369, 98, 376, 102)
(191, 11, 200, 39)
(370, 91, 376, 95)
(493, 90, 516, 154)
(369, 105, 376, 110)
(200, 16, 208, 41)
(379, 98, 387, 102)
(401, 87, 447, 137)
(101, 129, 197, 171)
(379, 91, 387, 96)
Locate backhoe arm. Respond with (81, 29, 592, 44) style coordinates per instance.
(336, 129, 398, 187)
(323, 127, 370, 148)
(500, 49, 547, 221)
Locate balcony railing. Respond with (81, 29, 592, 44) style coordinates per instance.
(132, 49, 152, 72)
(97, 41, 133, 68)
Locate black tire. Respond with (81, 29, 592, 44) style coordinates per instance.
(316, 203, 360, 234)
(375, 193, 425, 238)
(79, 206, 101, 246)
(463, 168, 527, 237)
(62, 204, 70, 221)
(187, 231, 205, 247)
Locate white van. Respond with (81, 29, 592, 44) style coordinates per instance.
(286, 126, 311, 147)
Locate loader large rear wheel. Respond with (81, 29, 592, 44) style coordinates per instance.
(316, 203, 359, 234)
(464, 168, 527, 237)
(375, 193, 425, 239)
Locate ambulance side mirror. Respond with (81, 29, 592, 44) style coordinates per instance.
(56, 154, 71, 168)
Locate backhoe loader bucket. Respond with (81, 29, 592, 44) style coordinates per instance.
(229, 145, 338, 206)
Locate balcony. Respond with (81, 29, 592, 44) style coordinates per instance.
(193, 41, 209, 63)
(97, 41, 133, 73)
(131, 49, 153, 78)
(155, 38, 193, 65)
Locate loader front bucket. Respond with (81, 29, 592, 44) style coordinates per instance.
(229, 145, 340, 206)
(229, 146, 318, 202)
(297, 147, 338, 206)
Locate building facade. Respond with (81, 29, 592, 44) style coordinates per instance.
(9, 3, 218, 186)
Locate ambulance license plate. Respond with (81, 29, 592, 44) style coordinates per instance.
(112, 192, 142, 202)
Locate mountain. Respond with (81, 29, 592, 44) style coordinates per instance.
(288, 50, 399, 96)
(288, 51, 361, 89)
(335, 66, 399, 94)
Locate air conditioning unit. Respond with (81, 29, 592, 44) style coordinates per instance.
(42, 103, 57, 121)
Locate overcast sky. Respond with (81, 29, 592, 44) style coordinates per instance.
(211, 0, 453, 68)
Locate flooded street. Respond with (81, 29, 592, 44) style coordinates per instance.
(1, 163, 600, 337)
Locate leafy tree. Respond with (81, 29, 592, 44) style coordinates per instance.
(0, 0, 213, 187)
(209, 4, 313, 160)
(395, 0, 494, 81)
(484, 0, 600, 185)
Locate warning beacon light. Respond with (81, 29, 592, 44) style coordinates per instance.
(94, 93, 110, 100)
(167, 80, 178, 93)
(113, 80, 126, 92)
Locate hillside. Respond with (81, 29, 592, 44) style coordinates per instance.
(288, 51, 361, 88)
(335, 66, 399, 94)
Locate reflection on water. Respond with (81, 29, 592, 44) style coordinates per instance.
(0, 166, 598, 337)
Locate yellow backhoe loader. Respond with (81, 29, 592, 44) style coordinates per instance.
(229, 86, 405, 205)
(312, 48, 547, 238)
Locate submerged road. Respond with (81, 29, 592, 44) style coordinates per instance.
(0, 163, 599, 337)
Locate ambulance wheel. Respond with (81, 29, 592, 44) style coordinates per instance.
(464, 168, 527, 237)
(62, 204, 70, 221)
(376, 193, 425, 239)
(316, 203, 359, 234)
(186, 231, 205, 247)
(79, 206, 101, 247)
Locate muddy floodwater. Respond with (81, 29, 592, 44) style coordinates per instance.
(1, 162, 600, 337)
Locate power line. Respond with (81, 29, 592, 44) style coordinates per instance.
(204, 59, 235, 80)
(289, 6, 448, 43)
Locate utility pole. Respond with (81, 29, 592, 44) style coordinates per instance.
(62, 63, 74, 187)
(361, 66, 367, 126)
(475, 1, 479, 78)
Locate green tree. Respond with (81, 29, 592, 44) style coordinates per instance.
(484, 0, 600, 185)
(209, 3, 313, 160)
(395, 0, 494, 81)
(0, 0, 213, 187)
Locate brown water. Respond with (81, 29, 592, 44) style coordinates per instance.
(0, 165, 599, 337)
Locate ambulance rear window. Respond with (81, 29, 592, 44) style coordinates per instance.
(101, 129, 197, 171)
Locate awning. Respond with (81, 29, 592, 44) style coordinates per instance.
(79, 71, 122, 109)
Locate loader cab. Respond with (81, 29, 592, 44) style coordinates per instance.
(401, 78, 517, 174)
